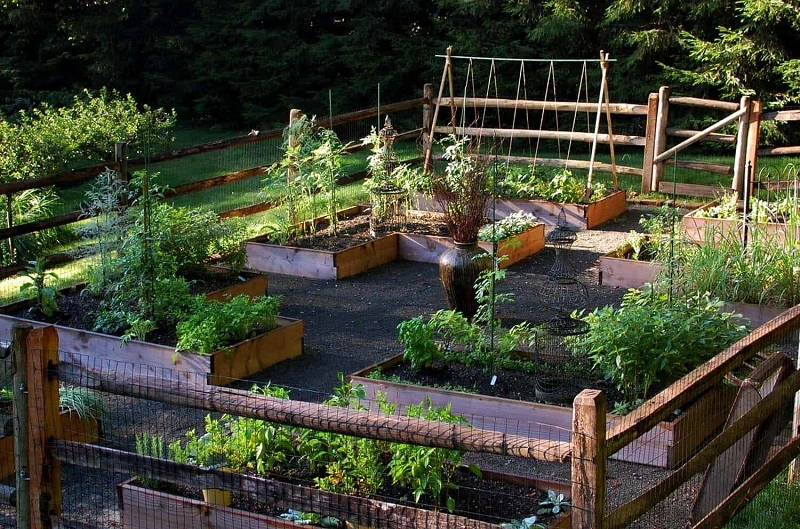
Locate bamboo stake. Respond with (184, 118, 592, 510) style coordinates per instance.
(446, 46, 457, 134)
(423, 49, 451, 173)
(585, 51, 609, 201)
(600, 52, 619, 189)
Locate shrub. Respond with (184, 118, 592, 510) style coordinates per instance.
(567, 288, 747, 405)
(175, 294, 282, 354)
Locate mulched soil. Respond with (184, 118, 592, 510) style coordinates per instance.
(1, 203, 706, 529)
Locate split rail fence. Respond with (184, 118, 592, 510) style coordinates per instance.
(1, 305, 799, 528)
(1, 83, 797, 282)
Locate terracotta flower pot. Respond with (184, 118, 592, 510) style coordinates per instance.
(438, 241, 492, 320)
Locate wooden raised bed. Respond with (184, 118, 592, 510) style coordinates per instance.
(597, 243, 664, 289)
(0, 408, 100, 479)
(417, 190, 627, 230)
(349, 354, 736, 469)
(683, 199, 800, 246)
(117, 467, 571, 529)
(246, 208, 546, 279)
(0, 276, 302, 386)
(398, 223, 545, 267)
(0, 314, 303, 387)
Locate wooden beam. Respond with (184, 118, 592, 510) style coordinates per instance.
(433, 97, 648, 116)
(475, 154, 642, 176)
(56, 363, 571, 462)
(571, 390, 607, 529)
(433, 126, 645, 146)
(315, 98, 424, 130)
(606, 305, 800, 455)
(757, 145, 800, 156)
(666, 128, 736, 144)
(605, 367, 800, 529)
(53, 441, 500, 529)
(669, 96, 740, 112)
(761, 109, 800, 122)
(654, 107, 748, 164)
(732, 96, 752, 197)
(657, 182, 735, 198)
(166, 166, 269, 198)
(693, 433, 800, 529)
(673, 160, 732, 175)
(652, 87, 670, 192)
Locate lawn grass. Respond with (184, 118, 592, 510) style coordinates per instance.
(724, 471, 800, 528)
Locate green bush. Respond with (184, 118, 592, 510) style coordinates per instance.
(567, 288, 747, 405)
(175, 294, 281, 354)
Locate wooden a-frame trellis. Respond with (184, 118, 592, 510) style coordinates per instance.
(422, 47, 620, 201)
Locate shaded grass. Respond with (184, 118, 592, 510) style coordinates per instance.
(725, 470, 800, 529)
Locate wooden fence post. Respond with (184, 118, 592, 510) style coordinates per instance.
(26, 325, 61, 529)
(572, 389, 607, 529)
(422, 83, 434, 165)
(744, 99, 761, 195)
(651, 86, 670, 193)
(640, 93, 659, 194)
(732, 95, 752, 197)
(12, 323, 32, 529)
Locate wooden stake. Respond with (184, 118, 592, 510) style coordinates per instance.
(446, 46, 458, 134)
(422, 83, 434, 163)
(732, 96, 751, 197)
(571, 389, 607, 529)
(600, 52, 618, 189)
(585, 51, 609, 201)
(423, 51, 451, 173)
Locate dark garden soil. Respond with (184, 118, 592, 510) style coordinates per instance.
(5, 203, 707, 529)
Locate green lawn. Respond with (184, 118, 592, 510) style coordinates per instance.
(724, 471, 800, 529)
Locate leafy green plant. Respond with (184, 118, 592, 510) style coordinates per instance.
(387, 398, 473, 512)
(279, 509, 340, 527)
(537, 490, 569, 515)
(397, 315, 441, 370)
(567, 288, 748, 405)
(478, 212, 539, 242)
(495, 164, 606, 204)
(19, 259, 60, 317)
(500, 516, 545, 529)
(175, 294, 281, 354)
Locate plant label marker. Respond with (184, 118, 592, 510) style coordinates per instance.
(490, 375, 497, 386)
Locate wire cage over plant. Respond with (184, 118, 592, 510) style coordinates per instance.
(542, 209, 589, 336)
(368, 116, 408, 236)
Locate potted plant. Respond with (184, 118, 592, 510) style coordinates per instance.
(432, 135, 493, 320)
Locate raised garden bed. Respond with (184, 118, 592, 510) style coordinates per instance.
(0, 272, 302, 386)
(0, 408, 100, 480)
(597, 243, 664, 289)
(117, 466, 572, 529)
(349, 353, 736, 469)
(683, 198, 800, 246)
(417, 190, 627, 230)
(245, 206, 546, 279)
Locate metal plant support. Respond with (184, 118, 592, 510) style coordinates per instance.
(369, 116, 408, 236)
(543, 209, 589, 336)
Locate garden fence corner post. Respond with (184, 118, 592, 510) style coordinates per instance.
(12, 323, 32, 529)
(652, 86, 670, 193)
(640, 92, 659, 194)
(732, 95, 752, 198)
(26, 325, 62, 529)
(744, 99, 762, 194)
(571, 388, 607, 529)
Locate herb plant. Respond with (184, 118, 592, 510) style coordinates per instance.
(537, 490, 570, 515)
(500, 516, 544, 529)
(175, 294, 281, 354)
(19, 258, 60, 317)
(567, 287, 747, 405)
(478, 212, 539, 243)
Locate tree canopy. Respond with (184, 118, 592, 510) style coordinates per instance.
(0, 0, 797, 125)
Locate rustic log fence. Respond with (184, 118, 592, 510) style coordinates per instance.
(2, 305, 800, 528)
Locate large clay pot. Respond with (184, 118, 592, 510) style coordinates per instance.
(438, 241, 492, 320)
